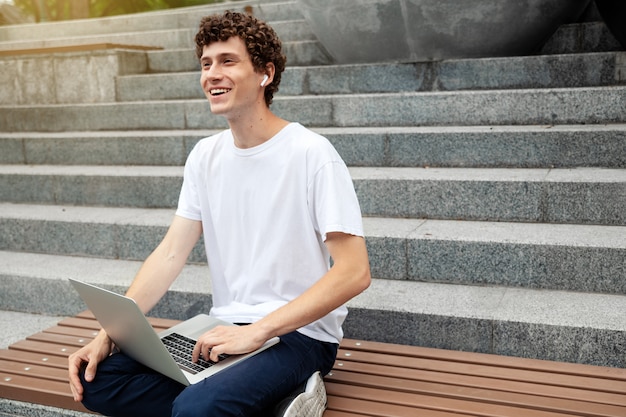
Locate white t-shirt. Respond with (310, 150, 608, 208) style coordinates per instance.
(176, 123, 364, 344)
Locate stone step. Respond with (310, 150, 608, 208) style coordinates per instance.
(3, 50, 621, 107)
(0, 165, 623, 226)
(2, 125, 625, 168)
(0, 19, 314, 53)
(0, 165, 183, 209)
(0, 27, 195, 52)
(0, 203, 624, 294)
(0, 310, 61, 351)
(146, 39, 331, 72)
(0, 397, 92, 417)
(1, 251, 625, 367)
(0, 3, 615, 69)
(117, 52, 626, 101)
(0, 250, 211, 318)
(1, 87, 624, 132)
(365, 216, 625, 294)
(352, 167, 626, 226)
(0, 41, 331, 107)
(0, 1, 300, 43)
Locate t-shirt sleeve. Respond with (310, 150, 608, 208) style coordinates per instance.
(308, 160, 364, 241)
(175, 147, 203, 221)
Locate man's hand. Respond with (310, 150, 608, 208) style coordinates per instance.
(68, 331, 113, 402)
(192, 324, 270, 363)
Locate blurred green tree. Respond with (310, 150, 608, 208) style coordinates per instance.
(14, 0, 224, 22)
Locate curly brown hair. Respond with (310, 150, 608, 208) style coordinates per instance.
(195, 10, 286, 106)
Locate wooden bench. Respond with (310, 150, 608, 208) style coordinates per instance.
(2, 312, 626, 416)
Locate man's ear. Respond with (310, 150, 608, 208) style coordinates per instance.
(260, 63, 276, 87)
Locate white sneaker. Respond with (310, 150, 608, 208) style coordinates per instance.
(274, 371, 327, 417)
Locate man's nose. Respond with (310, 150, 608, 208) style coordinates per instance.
(205, 64, 223, 80)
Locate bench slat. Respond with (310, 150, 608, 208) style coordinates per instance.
(26, 331, 94, 348)
(56, 316, 103, 331)
(323, 410, 370, 417)
(75, 310, 180, 329)
(58, 314, 174, 333)
(0, 373, 88, 412)
(341, 339, 626, 381)
(326, 369, 626, 417)
(0, 359, 67, 382)
(330, 359, 626, 407)
(336, 349, 626, 394)
(43, 325, 101, 339)
(0, 348, 68, 369)
(9, 339, 79, 358)
(327, 394, 474, 417)
(326, 381, 581, 417)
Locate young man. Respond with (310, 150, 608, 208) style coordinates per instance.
(68, 10, 370, 417)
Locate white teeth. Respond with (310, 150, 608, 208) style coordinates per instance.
(210, 89, 231, 96)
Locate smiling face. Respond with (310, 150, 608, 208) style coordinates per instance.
(194, 12, 286, 108)
(200, 36, 268, 121)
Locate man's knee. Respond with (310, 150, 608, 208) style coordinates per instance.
(172, 387, 218, 417)
(172, 383, 244, 417)
(78, 366, 105, 414)
(79, 353, 181, 417)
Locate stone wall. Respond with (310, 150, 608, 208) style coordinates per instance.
(0, 48, 148, 105)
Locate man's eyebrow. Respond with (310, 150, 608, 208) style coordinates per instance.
(201, 52, 243, 62)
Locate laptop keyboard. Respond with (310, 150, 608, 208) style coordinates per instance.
(162, 332, 230, 375)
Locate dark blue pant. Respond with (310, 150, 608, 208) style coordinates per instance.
(80, 331, 337, 417)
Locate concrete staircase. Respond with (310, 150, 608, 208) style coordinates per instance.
(1, 0, 625, 384)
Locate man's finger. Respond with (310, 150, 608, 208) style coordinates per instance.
(68, 356, 85, 401)
(83, 360, 98, 382)
(209, 343, 228, 363)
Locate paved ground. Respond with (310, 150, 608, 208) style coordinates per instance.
(0, 310, 61, 349)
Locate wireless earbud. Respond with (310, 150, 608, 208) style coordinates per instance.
(260, 74, 269, 87)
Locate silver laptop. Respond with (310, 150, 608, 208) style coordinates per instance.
(69, 279, 280, 386)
